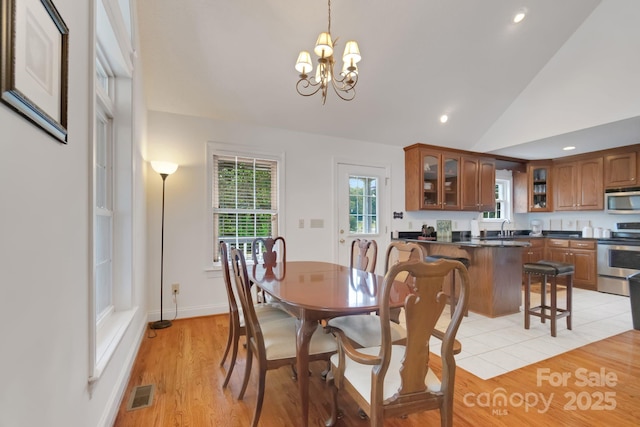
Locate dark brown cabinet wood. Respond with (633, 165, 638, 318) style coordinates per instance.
(404, 146, 461, 211)
(545, 239, 597, 290)
(527, 163, 553, 212)
(554, 157, 603, 211)
(604, 151, 637, 188)
(461, 156, 495, 211)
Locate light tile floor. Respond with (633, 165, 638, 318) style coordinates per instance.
(420, 288, 633, 380)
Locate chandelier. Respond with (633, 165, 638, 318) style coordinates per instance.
(294, 0, 361, 104)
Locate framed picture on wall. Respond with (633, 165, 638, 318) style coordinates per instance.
(1, 0, 69, 143)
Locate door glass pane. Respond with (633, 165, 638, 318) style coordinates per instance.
(423, 155, 439, 206)
(349, 175, 378, 234)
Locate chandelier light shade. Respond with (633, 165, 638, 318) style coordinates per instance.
(150, 160, 178, 330)
(295, 0, 361, 104)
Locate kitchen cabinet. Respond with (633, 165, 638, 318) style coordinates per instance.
(404, 146, 460, 210)
(527, 163, 553, 212)
(546, 239, 597, 290)
(521, 238, 545, 284)
(604, 151, 637, 188)
(553, 157, 603, 211)
(460, 156, 495, 211)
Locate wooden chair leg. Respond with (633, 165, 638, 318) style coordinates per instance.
(238, 347, 253, 400)
(325, 370, 339, 427)
(220, 319, 234, 367)
(567, 274, 573, 330)
(250, 367, 267, 427)
(222, 332, 239, 387)
(540, 274, 547, 324)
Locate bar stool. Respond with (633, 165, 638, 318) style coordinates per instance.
(425, 255, 470, 318)
(523, 260, 573, 337)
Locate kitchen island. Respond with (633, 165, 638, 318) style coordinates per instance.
(403, 238, 530, 318)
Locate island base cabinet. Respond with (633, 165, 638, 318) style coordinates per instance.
(421, 244, 523, 318)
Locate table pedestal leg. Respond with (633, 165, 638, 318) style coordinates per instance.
(296, 315, 317, 427)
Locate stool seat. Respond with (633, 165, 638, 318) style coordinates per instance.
(523, 260, 573, 337)
(523, 260, 574, 276)
(425, 255, 470, 317)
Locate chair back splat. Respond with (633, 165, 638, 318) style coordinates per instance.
(351, 238, 378, 273)
(327, 258, 469, 427)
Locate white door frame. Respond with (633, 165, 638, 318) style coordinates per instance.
(332, 158, 391, 271)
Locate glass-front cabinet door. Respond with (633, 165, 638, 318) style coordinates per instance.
(442, 155, 460, 209)
(422, 154, 440, 208)
(421, 151, 460, 210)
(528, 163, 552, 212)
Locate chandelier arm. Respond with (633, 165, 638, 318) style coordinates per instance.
(296, 78, 324, 97)
(330, 79, 356, 102)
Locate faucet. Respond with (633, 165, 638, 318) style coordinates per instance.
(501, 219, 511, 236)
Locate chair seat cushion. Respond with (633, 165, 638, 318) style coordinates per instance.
(327, 314, 407, 347)
(239, 303, 290, 327)
(330, 345, 441, 403)
(261, 318, 337, 360)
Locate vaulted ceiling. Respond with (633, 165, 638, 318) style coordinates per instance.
(136, 0, 640, 160)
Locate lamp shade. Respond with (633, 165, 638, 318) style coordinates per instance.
(342, 41, 361, 64)
(151, 161, 179, 175)
(295, 51, 313, 74)
(314, 32, 333, 58)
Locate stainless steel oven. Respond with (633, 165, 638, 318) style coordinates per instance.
(597, 222, 640, 296)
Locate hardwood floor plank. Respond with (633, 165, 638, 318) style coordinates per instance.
(113, 315, 640, 426)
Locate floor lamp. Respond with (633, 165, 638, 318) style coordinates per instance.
(150, 161, 179, 329)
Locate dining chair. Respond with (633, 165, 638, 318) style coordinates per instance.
(252, 236, 286, 303)
(326, 258, 469, 427)
(229, 248, 338, 427)
(326, 241, 428, 348)
(219, 242, 290, 388)
(351, 238, 378, 273)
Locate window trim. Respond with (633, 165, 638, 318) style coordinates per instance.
(206, 142, 286, 269)
(481, 170, 513, 223)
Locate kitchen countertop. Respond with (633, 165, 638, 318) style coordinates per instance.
(402, 238, 531, 248)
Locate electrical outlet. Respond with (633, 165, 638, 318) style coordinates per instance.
(171, 283, 180, 294)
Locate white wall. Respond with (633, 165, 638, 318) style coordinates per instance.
(0, 1, 149, 426)
(145, 111, 407, 319)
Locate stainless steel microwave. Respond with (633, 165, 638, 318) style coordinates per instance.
(606, 189, 640, 214)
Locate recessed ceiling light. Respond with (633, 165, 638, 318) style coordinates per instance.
(439, 114, 448, 124)
(513, 9, 527, 23)
(563, 146, 576, 151)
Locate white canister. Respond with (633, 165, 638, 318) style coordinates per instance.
(582, 226, 593, 238)
(603, 228, 612, 238)
(593, 227, 603, 238)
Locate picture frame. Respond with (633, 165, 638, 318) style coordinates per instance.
(1, 0, 69, 143)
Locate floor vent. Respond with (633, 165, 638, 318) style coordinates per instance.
(126, 384, 155, 411)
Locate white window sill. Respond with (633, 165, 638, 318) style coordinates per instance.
(90, 307, 137, 382)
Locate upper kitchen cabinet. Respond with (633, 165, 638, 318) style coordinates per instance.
(404, 145, 460, 210)
(554, 157, 604, 211)
(461, 156, 495, 211)
(604, 150, 637, 188)
(527, 162, 553, 212)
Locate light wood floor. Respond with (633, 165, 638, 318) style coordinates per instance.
(113, 315, 640, 426)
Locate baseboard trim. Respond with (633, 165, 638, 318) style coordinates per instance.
(147, 303, 228, 322)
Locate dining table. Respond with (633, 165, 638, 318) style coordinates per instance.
(249, 260, 411, 427)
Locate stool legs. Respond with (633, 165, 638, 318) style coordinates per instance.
(524, 272, 531, 330)
(523, 270, 572, 337)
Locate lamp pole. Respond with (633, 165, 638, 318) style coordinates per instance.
(151, 172, 172, 329)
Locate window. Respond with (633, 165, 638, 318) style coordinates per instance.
(482, 173, 512, 221)
(95, 63, 114, 322)
(211, 153, 280, 262)
(90, 0, 136, 382)
(349, 175, 378, 234)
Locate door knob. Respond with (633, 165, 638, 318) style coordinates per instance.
(339, 239, 345, 243)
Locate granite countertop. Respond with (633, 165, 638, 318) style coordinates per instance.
(403, 238, 531, 248)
